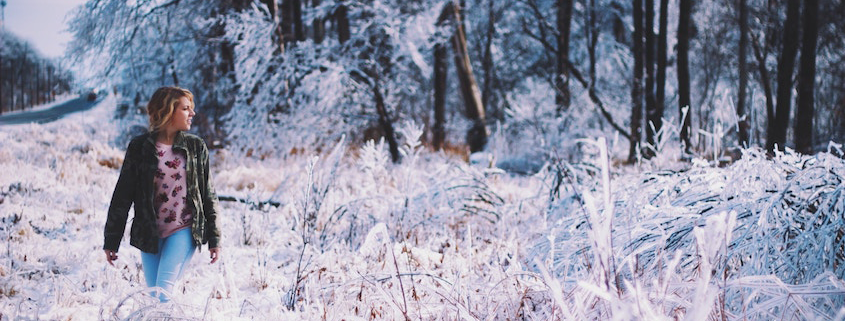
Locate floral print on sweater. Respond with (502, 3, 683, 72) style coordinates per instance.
(153, 143, 193, 238)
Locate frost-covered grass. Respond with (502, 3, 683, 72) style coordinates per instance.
(1, 98, 845, 320)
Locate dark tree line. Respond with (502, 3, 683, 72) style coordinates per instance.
(741, 0, 821, 155)
(0, 31, 73, 114)
(628, 0, 678, 161)
(624, 0, 826, 160)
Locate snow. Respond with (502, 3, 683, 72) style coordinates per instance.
(1, 99, 845, 319)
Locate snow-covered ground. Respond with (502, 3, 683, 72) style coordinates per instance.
(1, 98, 845, 320)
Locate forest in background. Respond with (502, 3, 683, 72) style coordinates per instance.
(0, 30, 75, 114)
(2, 0, 845, 319)
(66, 0, 845, 162)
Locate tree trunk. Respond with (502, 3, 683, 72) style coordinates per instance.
(259, 0, 284, 53)
(555, 0, 573, 114)
(587, 0, 599, 87)
(258, 0, 277, 26)
(19, 55, 25, 111)
(47, 66, 53, 102)
(655, 0, 668, 146)
(629, 0, 644, 163)
(0, 53, 4, 114)
(214, 31, 236, 118)
(337, 3, 350, 44)
(737, 0, 749, 148)
(612, 3, 626, 44)
(767, 0, 800, 153)
(170, 58, 180, 86)
(677, 0, 693, 154)
(282, 0, 293, 45)
(292, 0, 305, 42)
(644, 0, 657, 156)
(752, 40, 775, 140)
(204, 1, 249, 130)
(795, 0, 818, 154)
(481, 0, 495, 117)
(22, 49, 29, 110)
(29, 58, 36, 108)
(440, 1, 488, 153)
(433, 42, 448, 150)
(373, 80, 401, 163)
(35, 62, 41, 105)
(11, 58, 17, 111)
(313, 0, 325, 44)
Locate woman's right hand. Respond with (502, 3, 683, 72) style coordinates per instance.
(104, 250, 118, 266)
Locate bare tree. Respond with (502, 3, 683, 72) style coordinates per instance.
(555, 0, 573, 115)
(0, 51, 4, 113)
(201, 0, 251, 136)
(350, 34, 401, 162)
(654, 0, 668, 147)
(481, 0, 496, 117)
(433, 41, 448, 151)
(282, 0, 294, 45)
(373, 79, 401, 162)
(312, 0, 325, 44)
(438, 1, 488, 153)
(767, 0, 800, 153)
(337, 1, 350, 44)
(677, 0, 693, 154)
(737, 0, 749, 148)
(644, 0, 658, 156)
(293, 0, 305, 41)
(748, 2, 777, 147)
(795, 0, 819, 154)
(586, 0, 599, 87)
(519, 0, 630, 141)
(630, 0, 645, 162)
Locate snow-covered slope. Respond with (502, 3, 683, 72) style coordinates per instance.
(1, 98, 844, 319)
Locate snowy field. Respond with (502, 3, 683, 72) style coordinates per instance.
(1, 97, 845, 320)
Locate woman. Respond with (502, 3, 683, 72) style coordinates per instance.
(103, 86, 221, 302)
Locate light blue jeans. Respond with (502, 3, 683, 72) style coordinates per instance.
(140, 228, 196, 302)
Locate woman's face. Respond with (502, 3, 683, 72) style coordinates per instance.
(167, 96, 195, 132)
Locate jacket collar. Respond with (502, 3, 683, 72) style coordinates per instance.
(145, 130, 188, 150)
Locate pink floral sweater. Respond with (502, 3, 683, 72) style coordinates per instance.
(153, 142, 193, 238)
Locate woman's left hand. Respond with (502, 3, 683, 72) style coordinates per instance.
(209, 247, 220, 264)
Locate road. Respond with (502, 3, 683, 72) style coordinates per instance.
(0, 96, 103, 125)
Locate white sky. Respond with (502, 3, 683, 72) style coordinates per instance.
(3, 0, 87, 59)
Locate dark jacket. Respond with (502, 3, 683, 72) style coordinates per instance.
(104, 131, 221, 253)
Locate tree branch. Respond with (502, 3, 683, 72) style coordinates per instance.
(518, 2, 631, 140)
(218, 195, 282, 208)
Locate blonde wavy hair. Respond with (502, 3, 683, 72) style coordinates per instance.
(147, 86, 194, 132)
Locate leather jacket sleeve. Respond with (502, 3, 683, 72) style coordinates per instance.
(199, 140, 222, 249)
(103, 140, 139, 252)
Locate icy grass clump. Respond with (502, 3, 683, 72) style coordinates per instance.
(2, 99, 845, 319)
(532, 140, 845, 319)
